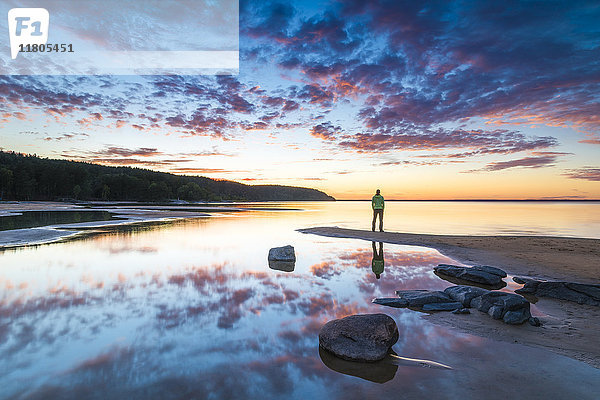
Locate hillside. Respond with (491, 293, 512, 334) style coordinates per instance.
(0, 151, 335, 202)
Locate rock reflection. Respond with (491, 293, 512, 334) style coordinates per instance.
(319, 347, 398, 383)
(268, 260, 295, 272)
(319, 346, 453, 384)
(371, 242, 385, 279)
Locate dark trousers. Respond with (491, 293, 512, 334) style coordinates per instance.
(372, 209, 383, 231)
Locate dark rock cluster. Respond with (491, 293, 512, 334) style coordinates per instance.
(318, 261, 599, 368)
(470, 291, 531, 324)
(514, 277, 600, 306)
(374, 285, 533, 325)
(444, 285, 490, 307)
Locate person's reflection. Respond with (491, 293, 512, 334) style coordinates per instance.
(371, 241, 385, 279)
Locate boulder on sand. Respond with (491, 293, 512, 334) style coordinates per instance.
(443, 285, 490, 307)
(471, 291, 531, 324)
(471, 265, 507, 277)
(319, 314, 399, 362)
(514, 278, 600, 306)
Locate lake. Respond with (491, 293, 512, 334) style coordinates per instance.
(1, 201, 599, 399)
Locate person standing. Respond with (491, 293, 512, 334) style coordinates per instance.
(371, 189, 384, 232)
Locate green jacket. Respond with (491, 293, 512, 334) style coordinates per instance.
(372, 259, 384, 274)
(372, 194, 384, 210)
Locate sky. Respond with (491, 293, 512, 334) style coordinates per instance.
(0, 0, 599, 199)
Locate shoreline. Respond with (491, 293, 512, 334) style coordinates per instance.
(0, 207, 212, 249)
(0, 215, 211, 249)
(1, 201, 303, 249)
(299, 226, 600, 368)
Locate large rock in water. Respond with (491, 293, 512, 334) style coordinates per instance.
(319, 314, 399, 362)
(434, 264, 506, 286)
(514, 278, 600, 306)
(471, 291, 531, 324)
(268, 245, 296, 262)
(444, 285, 490, 307)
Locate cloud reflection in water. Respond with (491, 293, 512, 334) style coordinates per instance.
(0, 219, 598, 399)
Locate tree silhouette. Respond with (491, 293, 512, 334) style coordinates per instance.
(0, 151, 335, 202)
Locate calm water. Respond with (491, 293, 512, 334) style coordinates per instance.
(1, 202, 599, 399)
(277, 201, 600, 238)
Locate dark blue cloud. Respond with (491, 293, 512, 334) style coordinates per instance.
(241, 0, 599, 151)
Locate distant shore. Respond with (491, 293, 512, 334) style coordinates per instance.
(299, 226, 600, 368)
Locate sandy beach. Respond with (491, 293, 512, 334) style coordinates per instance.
(299, 226, 600, 368)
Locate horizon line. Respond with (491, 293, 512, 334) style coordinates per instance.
(333, 199, 600, 202)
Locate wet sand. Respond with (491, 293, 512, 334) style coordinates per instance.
(299, 226, 600, 368)
(0, 201, 84, 216)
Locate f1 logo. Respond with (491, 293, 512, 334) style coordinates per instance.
(8, 8, 49, 59)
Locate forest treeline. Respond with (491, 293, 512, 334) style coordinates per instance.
(0, 151, 335, 202)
